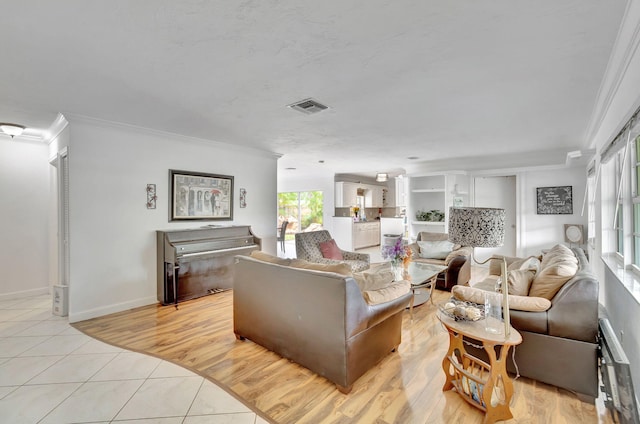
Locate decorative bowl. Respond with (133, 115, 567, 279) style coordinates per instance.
(438, 298, 485, 322)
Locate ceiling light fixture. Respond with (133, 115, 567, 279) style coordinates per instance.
(376, 173, 389, 182)
(0, 123, 26, 139)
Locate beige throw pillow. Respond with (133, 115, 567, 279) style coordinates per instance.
(542, 253, 578, 269)
(452, 285, 552, 312)
(506, 269, 536, 296)
(529, 260, 578, 299)
(540, 244, 576, 268)
(363, 281, 411, 305)
(352, 267, 395, 291)
(289, 259, 352, 276)
(507, 256, 541, 273)
(417, 240, 454, 259)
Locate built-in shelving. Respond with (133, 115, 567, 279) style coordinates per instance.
(407, 173, 471, 240)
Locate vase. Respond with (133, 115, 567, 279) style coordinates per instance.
(484, 292, 503, 334)
(392, 261, 404, 281)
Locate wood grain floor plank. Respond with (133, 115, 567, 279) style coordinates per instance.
(73, 288, 614, 424)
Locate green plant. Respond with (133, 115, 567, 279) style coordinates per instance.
(415, 209, 444, 222)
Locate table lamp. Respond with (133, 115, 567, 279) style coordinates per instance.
(448, 206, 510, 337)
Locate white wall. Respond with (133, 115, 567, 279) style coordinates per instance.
(0, 137, 51, 299)
(66, 117, 277, 322)
(518, 167, 587, 257)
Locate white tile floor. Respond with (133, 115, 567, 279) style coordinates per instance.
(0, 294, 269, 424)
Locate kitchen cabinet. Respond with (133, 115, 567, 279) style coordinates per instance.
(354, 222, 380, 249)
(385, 177, 407, 207)
(365, 185, 384, 208)
(332, 218, 381, 251)
(336, 182, 385, 208)
(395, 177, 407, 207)
(335, 182, 358, 207)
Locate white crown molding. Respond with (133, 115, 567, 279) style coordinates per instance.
(45, 113, 69, 144)
(585, 1, 640, 148)
(63, 112, 280, 159)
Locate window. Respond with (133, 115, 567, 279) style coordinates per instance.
(603, 110, 640, 269)
(632, 135, 640, 266)
(615, 149, 625, 257)
(587, 164, 597, 248)
(277, 191, 324, 234)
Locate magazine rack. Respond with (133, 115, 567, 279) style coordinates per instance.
(439, 312, 522, 424)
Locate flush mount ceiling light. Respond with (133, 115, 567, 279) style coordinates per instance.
(0, 123, 26, 138)
(376, 173, 389, 182)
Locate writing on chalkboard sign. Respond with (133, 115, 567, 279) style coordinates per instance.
(536, 186, 573, 215)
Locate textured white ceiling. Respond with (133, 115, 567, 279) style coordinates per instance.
(0, 1, 627, 177)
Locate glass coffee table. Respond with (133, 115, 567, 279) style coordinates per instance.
(399, 262, 447, 319)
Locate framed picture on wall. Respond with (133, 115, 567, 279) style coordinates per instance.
(169, 169, 234, 221)
(536, 186, 573, 215)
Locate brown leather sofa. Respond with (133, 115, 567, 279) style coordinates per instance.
(460, 247, 599, 399)
(408, 231, 472, 290)
(233, 255, 412, 393)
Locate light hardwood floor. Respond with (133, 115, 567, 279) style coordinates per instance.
(73, 285, 614, 424)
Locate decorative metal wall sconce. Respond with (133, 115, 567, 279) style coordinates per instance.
(146, 184, 157, 209)
(239, 188, 247, 208)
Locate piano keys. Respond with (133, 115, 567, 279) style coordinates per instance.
(157, 225, 261, 306)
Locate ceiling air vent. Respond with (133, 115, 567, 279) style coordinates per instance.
(288, 98, 329, 115)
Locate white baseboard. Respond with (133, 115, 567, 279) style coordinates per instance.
(0, 287, 49, 302)
(68, 296, 157, 324)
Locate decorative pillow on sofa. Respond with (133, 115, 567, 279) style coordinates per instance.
(417, 240, 455, 260)
(452, 285, 552, 312)
(290, 259, 352, 276)
(505, 269, 536, 296)
(507, 255, 541, 273)
(540, 244, 577, 268)
(363, 281, 411, 305)
(249, 250, 292, 266)
(528, 260, 578, 299)
(527, 245, 578, 299)
(319, 239, 344, 260)
(352, 267, 395, 291)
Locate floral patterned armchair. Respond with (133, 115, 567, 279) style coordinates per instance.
(295, 230, 370, 272)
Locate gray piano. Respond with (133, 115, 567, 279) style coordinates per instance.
(157, 225, 261, 306)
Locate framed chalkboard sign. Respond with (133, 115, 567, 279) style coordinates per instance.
(537, 186, 573, 214)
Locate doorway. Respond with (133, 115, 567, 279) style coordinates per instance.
(473, 175, 517, 259)
(277, 191, 324, 254)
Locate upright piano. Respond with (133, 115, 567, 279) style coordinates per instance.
(157, 225, 261, 306)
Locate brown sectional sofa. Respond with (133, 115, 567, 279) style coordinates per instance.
(452, 245, 599, 399)
(408, 231, 472, 290)
(233, 253, 412, 393)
